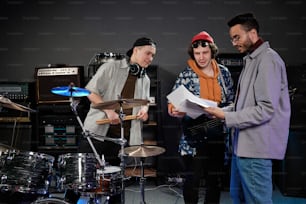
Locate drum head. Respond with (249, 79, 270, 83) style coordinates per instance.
(97, 166, 121, 175)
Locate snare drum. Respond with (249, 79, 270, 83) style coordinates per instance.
(58, 153, 97, 191)
(96, 166, 122, 195)
(0, 149, 54, 194)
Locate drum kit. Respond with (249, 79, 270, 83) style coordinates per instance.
(0, 85, 165, 204)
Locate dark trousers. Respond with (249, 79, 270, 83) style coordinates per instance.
(182, 134, 225, 204)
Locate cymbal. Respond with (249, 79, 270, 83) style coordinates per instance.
(51, 86, 90, 97)
(93, 99, 149, 110)
(0, 95, 36, 112)
(124, 145, 165, 158)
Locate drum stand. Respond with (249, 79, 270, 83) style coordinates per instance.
(70, 97, 104, 167)
(70, 97, 128, 204)
(139, 157, 146, 204)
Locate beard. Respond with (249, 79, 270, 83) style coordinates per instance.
(235, 37, 254, 53)
(243, 38, 255, 53)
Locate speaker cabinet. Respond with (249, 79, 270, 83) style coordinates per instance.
(35, 66, 84, 104)
(275, 129, 306, 197)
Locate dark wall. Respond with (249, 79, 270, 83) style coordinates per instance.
(1, 0, 305, 82)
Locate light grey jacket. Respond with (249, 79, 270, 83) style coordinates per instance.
(224, 42, 291, 160)
(84, 58, 150, 145)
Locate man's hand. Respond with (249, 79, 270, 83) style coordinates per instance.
(136, 108, 149, 121)
(204, 107, 225, 120)
(104, 109, 120, 124)
(168, 103, 186, 118)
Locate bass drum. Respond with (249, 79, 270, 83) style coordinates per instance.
(58, 153, 97, 192)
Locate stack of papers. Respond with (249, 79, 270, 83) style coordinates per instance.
(166, 85, 217, 119)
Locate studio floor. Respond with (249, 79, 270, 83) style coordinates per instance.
(124, 179, 306, 204)
(2, 178, 306, 204)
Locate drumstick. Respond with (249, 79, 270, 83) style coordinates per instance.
(96, 115, 137, 125)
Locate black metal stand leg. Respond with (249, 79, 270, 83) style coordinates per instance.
(140, 158, 146, 204)
(118, 104, 126, 204)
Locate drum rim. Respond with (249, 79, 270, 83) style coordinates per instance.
(97, 166, 121, 174)
(32, 197, 70, 204)
(1, 149, 55, 160)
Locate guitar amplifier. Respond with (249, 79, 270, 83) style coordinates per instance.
(35, 65, 84, 104)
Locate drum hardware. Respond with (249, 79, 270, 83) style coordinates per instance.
(52, 85, 126, 203)
(51, 85, 155, 204)
(89, 96, 147, 203)
(123, 145, 165, 204)
(51, 84, 105, 177)
(77, 97, 129, 203)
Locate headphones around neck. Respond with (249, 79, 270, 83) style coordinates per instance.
(129, 63, 145, 78)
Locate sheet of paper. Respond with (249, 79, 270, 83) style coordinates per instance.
(187, 95, 217, 108)
(167, 85, 217, 119)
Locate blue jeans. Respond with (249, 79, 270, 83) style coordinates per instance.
(230, 155, 273, 204)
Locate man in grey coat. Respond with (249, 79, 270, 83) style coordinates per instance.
(204, 13, 291, 204)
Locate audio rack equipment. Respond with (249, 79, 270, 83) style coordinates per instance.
(0, 82, 35, 122)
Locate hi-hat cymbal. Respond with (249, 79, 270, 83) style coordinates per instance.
(51, 86, 90, 97)
(123, 145, 165, 158)
(93, 99, 149, 110)
(0, 95, 36, 112)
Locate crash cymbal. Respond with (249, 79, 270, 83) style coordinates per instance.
(92, 99, 149, 110)
(124, 145, 165, 158)
(51, 86, 90, 97)
(0, 95, 36, 112)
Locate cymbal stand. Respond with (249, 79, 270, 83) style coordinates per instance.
(117, 100, 127, 204)
(69, 97, 104, 167)
(81, 99, 128, 204)
(139, 157, 146, 204)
